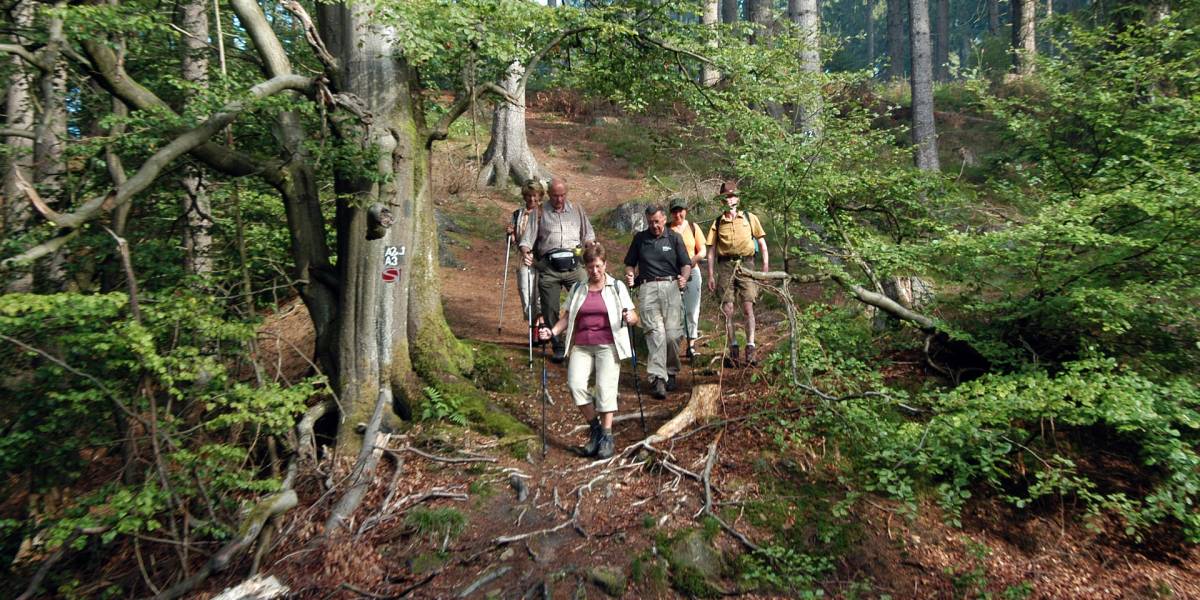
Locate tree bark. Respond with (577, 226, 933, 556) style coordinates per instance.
(886, 0, 907, 80)
(988, 0, 1000, 34)
(867, 0, 876, 71)
(1011, 0, 1035, 75)
(2, 0, 35, 292)
(909, 0, 940, 171)
(934, 0, 949, 81)
(31, 2, 69, 292)
(748, 0, 772, 44)
(477, 62, 547, 188)
(701, 0, 720, 86)
(791, 0, 822, 136)
(179, 0, 213, 276)
(722, 0, 739, 24)
(319, 1, 470, 456)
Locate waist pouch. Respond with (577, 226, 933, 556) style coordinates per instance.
(546, 249, 578, 272)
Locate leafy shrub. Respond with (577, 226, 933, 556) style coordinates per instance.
(826, 359, 1200, 540)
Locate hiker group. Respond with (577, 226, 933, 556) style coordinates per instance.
(503, 178, 768, 459)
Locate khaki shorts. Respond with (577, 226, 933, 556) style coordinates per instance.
(714, 258, 759, 305)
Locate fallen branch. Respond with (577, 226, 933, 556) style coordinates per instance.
(567, 410, 672, 434)
(696, 433, 760, 552)
(456, 565, 511, 598)
(297, 400, 335, 466)
(390, 445, 498, 464)
(152, 490, 298, 600)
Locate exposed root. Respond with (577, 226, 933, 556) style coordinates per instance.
(386, 444, 499, 464)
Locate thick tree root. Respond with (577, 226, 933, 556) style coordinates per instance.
(643, 383, 720, 443)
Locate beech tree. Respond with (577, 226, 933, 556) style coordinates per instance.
(1012, 0, 1036, 74)
(909, 0, 940, 170)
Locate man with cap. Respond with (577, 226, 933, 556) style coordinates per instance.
(706, 181, 769, 367)
(520, 178, 596, 362)
(624, 204, 692, 398)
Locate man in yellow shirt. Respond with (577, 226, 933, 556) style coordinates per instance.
(706, 181, 769, 367)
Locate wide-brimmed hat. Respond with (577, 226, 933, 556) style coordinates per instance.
(719, 180, 739, 196)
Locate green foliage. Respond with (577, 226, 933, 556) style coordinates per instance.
(419, 386, 469, 426)
(819, 359, 1200, 539)
(736, 546, 832, 597)
(0, 290, 317, 576)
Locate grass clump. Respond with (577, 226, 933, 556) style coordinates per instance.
(405, 507, 467, 543)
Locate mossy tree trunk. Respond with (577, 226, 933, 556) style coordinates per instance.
(318, 3, 472, 456)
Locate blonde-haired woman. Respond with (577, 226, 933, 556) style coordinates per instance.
(538, 242, 638, 458)
(507, 179, 545, 321)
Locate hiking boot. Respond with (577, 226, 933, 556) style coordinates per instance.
(596, 431, 615, 459)
(744, 344, 758, 366)
(582, 418, 603, 457)
(685, 342, 696, 360)
(651, 377, 667, 399)
(666, 374, 678, 392)
(723, 345, 740, 368)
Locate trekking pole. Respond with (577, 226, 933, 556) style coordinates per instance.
(539, 328, 549, 457)
(624, 309, 648, 438)
(497, 234, 512, 333)
(527, 270, 535, 370)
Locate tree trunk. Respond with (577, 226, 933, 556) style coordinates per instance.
(959, 16, 972, 72)
(748, 0, 772, 43)
(909, 0, 940, 171)
(886, 0, 907, 80)
(1011, 0, 1035, 75)
(702, 0, 720, 86)
(934, 0, 949, 81)
(867, 0, 876, 71)
(2, 0, 35, 293)
(988, 0, 1000, 33)
(722, 0, 739, 23)
(477, 62, 548, 188)
(319, 2, 470, 455)
(792, 0, 822, 136)
(179, 0, 213, 276)
(32, 3, 69, 292)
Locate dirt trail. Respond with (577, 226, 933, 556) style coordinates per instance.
(439, 115, 649, 349)
(254, 109, 1200, 599)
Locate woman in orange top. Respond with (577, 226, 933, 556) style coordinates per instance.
(668, 197, 707, 359)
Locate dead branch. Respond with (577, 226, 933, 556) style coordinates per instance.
(456, 566, 511, 598)
(694, 433, 758, 552)
(102, 227, 142, 323)
(567, 410, 673, 434)
(152, 490, 298, 600)
(297, 400, 335, 466)
(390, 445, 498, 464)
(280, 0, 338, 76)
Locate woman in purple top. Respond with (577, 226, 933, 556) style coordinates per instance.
(539, 243, 638, 458)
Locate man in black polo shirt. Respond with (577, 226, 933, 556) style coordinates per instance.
(624, 205, 692, 398)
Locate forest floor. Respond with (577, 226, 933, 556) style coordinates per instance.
(244, 106, 1200, 599)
